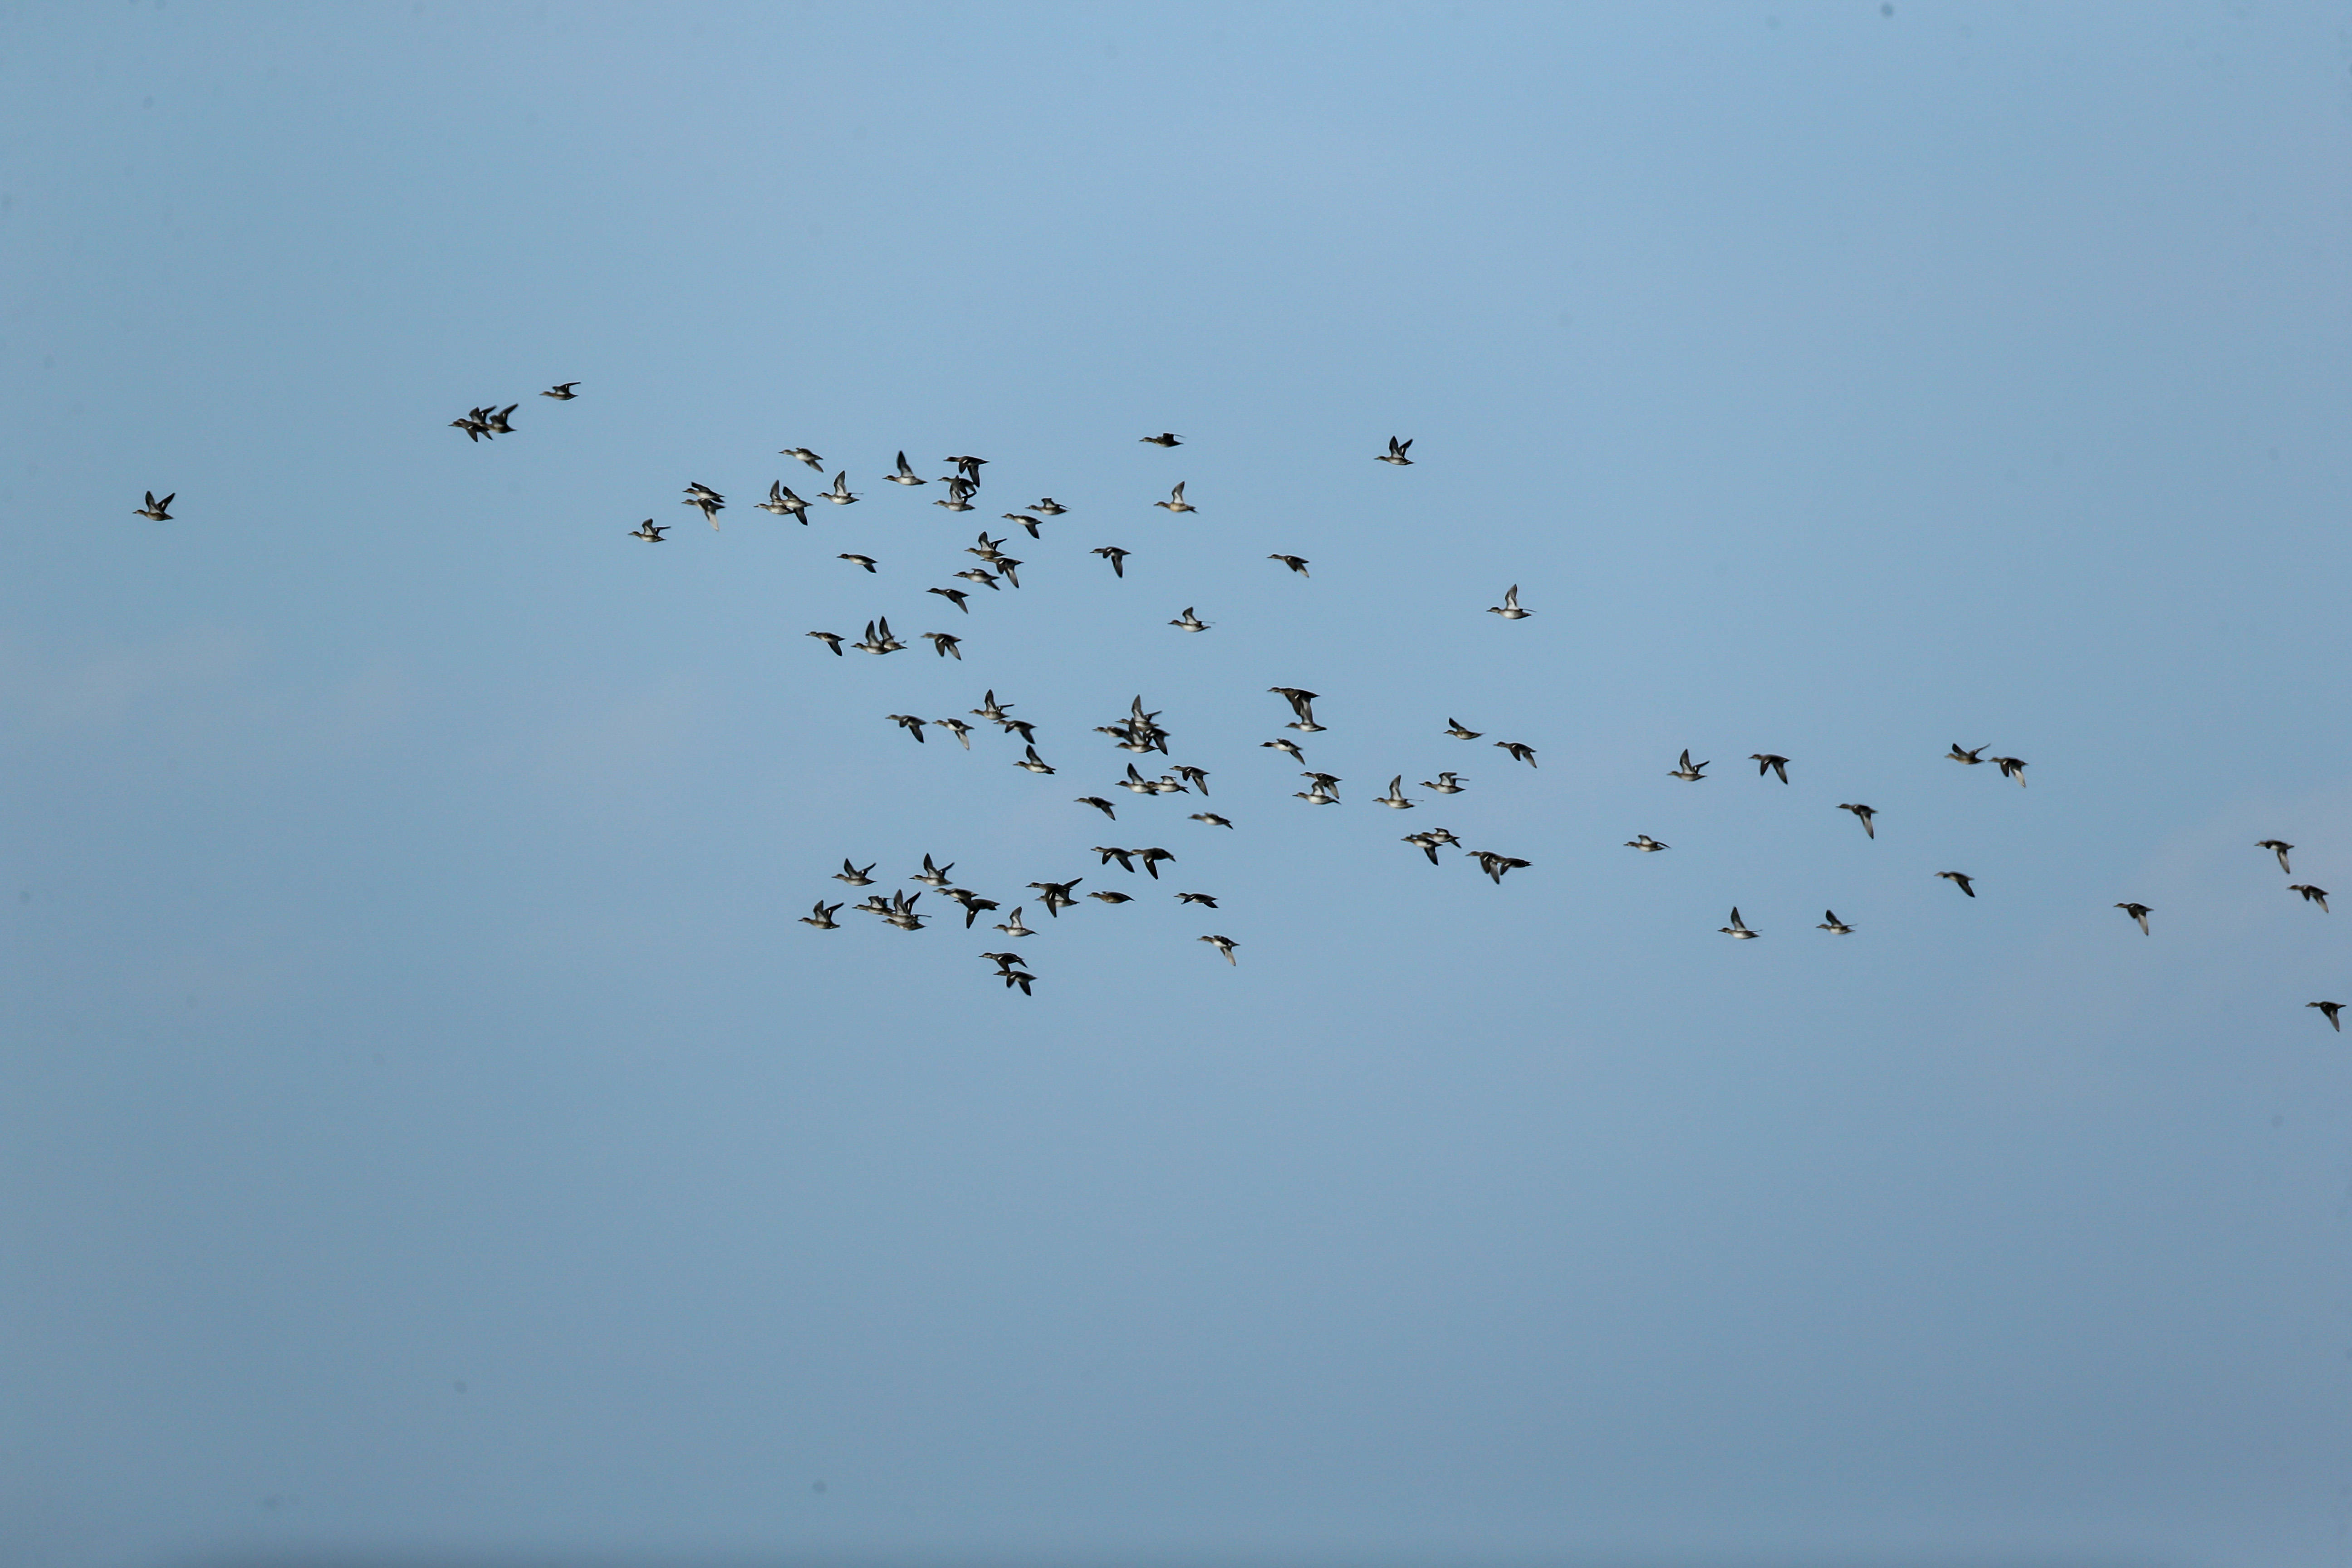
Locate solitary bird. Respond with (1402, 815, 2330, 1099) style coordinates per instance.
(1720, 908, 1759, 939)
(1375, 777, 1416, 809)
(779, 446, 825, 471)
(540, 382, 579, 399)
(1993, 756, 2029, 787)
(1175, 892, 1219, 907)
(887, 714, 927, 743)
(1817, 911, 1853, 935)
(1445, 719, 1482, 740)
(1169, 607, 1211, 632)
(833, 859, 877, 886)
(1625, 835, 1669, 853)
(921, 632, 962, 660)
(1155, 483, 1196, 514)
(805, 630, 844, 655)
(1014, 745, 1056, 774)
(1199, 934, 1239, 964)
(1190, 812, 1233, 828)
(1140, 432, 1182, 447)
(628, 519, 669, 543)
(758, 481, 811, 522)
(134, 490, 175, 520)
(682, 482, 724, 527)
(1269, 554, 1311, 576)
(1937, 871, 1978, 897)
(1838, 803, 1876, 838)
(1421, 772, 1466, 794)
(1487, 584, 1532, 619)
(1269, 688, 1322, 730)
(1750, 753, 1790, 784)
(1947, 743, 1988, 765)
(1376, 436, 1414, 466)
(928, 586, 971, 614)
(1076, 796, 1118, 820)
(1668, 750, 1709, 781)
(1495, 741, 1538, 768)
(2290, 884, 2331, 912)
(2259, 839, 2295, 873)
(2311, 1000, 2344, 1032)
(839, 553, 878, 572)
(887, 451, 927, 485)
(1093, 546, 1131, 577)
(2115, 902, 2153, 935)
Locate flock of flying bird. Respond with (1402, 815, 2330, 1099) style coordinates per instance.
(127, 383, 2341, 1021)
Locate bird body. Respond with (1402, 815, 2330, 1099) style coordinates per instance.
(1625, 835, 1669, 852)
(1488, 584, 1531, 619)
(2311, 1001, 2343, 1031)
(1141, 432, 1182, 447)
(780, 447, 825, 471)
(134, 490, 175, 520)
(540, 382, 578, 399)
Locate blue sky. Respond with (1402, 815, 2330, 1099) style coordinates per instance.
(5, 4, 2352, 1565)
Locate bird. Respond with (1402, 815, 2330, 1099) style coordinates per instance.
(1294, 785, 1339, 805)
(999, 718, 1039, 744)
(934, 486, 976, 513)
(682, 482, 724, 528)
(1946, 743, 1988, 765)
(1155, 483, 1196, 514)
(134, 490, 175, 520)
(980, 951, 1025, 973)
(540, 382, 579, 399)
(1169, 607, 1210, 632)
(928, 586, 971, 614)
(2290, 884, 2331, 912)
(880, 891, 928, 931)
(914, 855, 955, 887)
(1003, 513, 1045, 539)
(1720, 908, 1759, 938)
(1140, 432, 1182, 447)
(1269, 688, 1323, 730)
(1093, 846, 1139, 873)
(997, 967, 1036, 995)
(1937, 872, 1978, 897)
(1993, 755, 2029, 786)
(1027, 879, 1082, 916)
(1421, 772, 1466, 794)
(922, 632, 962, 660)
(1269, 554, 1311, 576)
(944, 455, 988, 483)
(1668, 750, 1709, 781)
(449, 410, 487, 440)
(1376, 436, 1414, 466)
(1402, 833, 1445, 865)
(1445, 719, 1482, 740)
(833, 859, 877, 887)
(932, 718, 973, 749)
(1838, 803, 1876, 838)
(1495, 740, 1538, 768)
(1375, 776, 1416, 808)
(1117, 763, 1161, 794)
(1030, 498, 1068, 516)
(805, 630, 844, 656)
(886, 451, 927, 485)
(951, 569, 1000, 594)
(1625, 835, 1669, 852)
(1077, 796, 1118, 819)
(1817, 911, 1853, 935)
(758, 481, 811, 522)
(628, 519, 668, 543)
(1175, 892, 1219, 907)
(887, 714, 927, 743)
(1471, 851, 1530, 884)
(799, 900, 841, 929)
(1138, 848, 1177, 878)
(993, 558, 1024, 589)
(971, 691, 1014, 723)
(2259, 840, 2294, 873)
(838, 553, 878, 572)
(1488, 585, 1531, 619)
(1171, 765, 1210, 794)
(1300, 770, 1343, 796)
(1190, 813, 1233, 828)
(1014, 745, 1056, 774)
(1092, 546, 1131, 577)
(851, 619, 904, 655)
(2310, 1001, 2343, 1032)
(779, 446, 825, 471)
(1199, 934, 1239, 964)
(1750, 753, 1790, 784)
(1261, 738, 1307, 765)
(1088, 891, 1134, 905)
(481, 404, 518, 434)
(994, 909, 1035, 939)
(819, 471, 859, 505)
(2115, 902, 2153, 935)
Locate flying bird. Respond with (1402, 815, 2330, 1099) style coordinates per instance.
(1269, 688, 1322, 730)
(994, 909, 1034, 939)
(482, 404, 517, 434)
(928, 586, 971, 614)
(2290, 884, 2331, 912)
(833, 859, 877, 887)
(2258, 839, 2294, 873)
(681, 482, 724, 527)
(1087, 891, 1134, 905)
(1169, 607, 1210, 632)
(1171, 765, 1209, 793)
(887, 714, 927, 743)
(921, 632, 962, 659)
(838, 553, 878, 572)
(1421, 772, 1466, 794)
(1030, 498, 1068, 515)
(1668, 750, 1709, 781)
(134, 490, 175, 520)
(1003, 513, 1045, 538)
(1495, 740, 1538, 768)
(932, 718, 973, 749)
(1269, 554, 1311, 576)
(1014, 745, 1056, 774)
(1375, 777, 1416, 808)
(913, 855, 956, 887)
(1199, 934, 1239, 964)
(1376, 436, 1414, 466)
(1625, 835, 1669, 852)
(1838, 803, 1876, 838)
(1947, 743, 1988, 765)
(540, 382, 579, 399)
(1155, 482, 1196, 514)
(2311, 1001, 2343, 1032)
(886, 451, 927, 485)
(1175, 892, 1219, 907)
(2115, 902, 2152, 935)
(628, 519, 668, 543)
(1092, 545, 1131, 577)
(1262, 738, 1306, 764)
(1140, 432, 1182, 447)
(1488, 585, 1531, 619)
(821, 472, 858, 505)
(757, 482, 811, 521)
(1817, 911, 1853, 935)
(1445, 719, 1482, 740)
(1750, 753, 1790, 784)
(1190, 813, 1233, 828)
(805, 630, 844, 656)
(1993, 755, 2029, 786)
(1076, 796, 1118, 819)
(779, 446, 825, 471)
(1470, 850, 1530, 884)
(1720, 908, 1759, 939)
(799, 900, 844, 930)
(1937, 871, 1978, 897)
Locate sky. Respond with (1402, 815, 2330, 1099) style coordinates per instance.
(4, 3, 2352, 1565)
